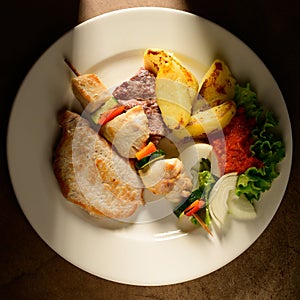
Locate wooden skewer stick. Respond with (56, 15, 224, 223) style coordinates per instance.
(64, 58, 81, 77)
(192, 213, 213, 236)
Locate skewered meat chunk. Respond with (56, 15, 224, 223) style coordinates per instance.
(71, 74, 111, 112)
(100, 106, 150, 158)
(139, 158, 192, 203)
(113, 68, 169, 141)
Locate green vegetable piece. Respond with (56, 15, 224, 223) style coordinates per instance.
(199, 158, 211, 172)
(173, 189, 203, 218)
(236, 164, 279, 202)
(135, 149, 165, 170)
(90, 96, 119, 124)
(173, 170, 216, 222)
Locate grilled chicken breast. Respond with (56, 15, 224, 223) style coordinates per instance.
(53, 110, 144, 219)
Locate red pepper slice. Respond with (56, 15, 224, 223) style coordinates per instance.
(98, 105, 125, 126)
(184, 199, 205, 217)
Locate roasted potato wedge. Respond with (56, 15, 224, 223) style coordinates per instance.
(144, 49, 199, 129)
(144, 49, 199, 91)
(155, 77, 195, 129)
(199, 59, 236, 105)
(174, 100, 237, 139)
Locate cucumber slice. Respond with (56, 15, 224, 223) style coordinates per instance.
(91, 97, 119, 124)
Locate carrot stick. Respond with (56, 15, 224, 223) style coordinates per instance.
(184, 199, 205, 216)
(98, 105, 125, 126)
(135, 142, 157, 161)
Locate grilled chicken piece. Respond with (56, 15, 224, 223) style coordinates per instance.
(100, 105, 150, 158)
(53, 110, 144, 219)
(139, 158, 193, 202)
(71, 74, 111, 112)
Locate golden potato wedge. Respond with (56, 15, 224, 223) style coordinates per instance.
(144, 49, 199, 129)
(144, 49, 199, 92)
(174, 100, 237, 139)
(155, 77, 195, 129)
(199, 59, 236, 105)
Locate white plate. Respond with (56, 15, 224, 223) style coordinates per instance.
(7, 7, 292, 286)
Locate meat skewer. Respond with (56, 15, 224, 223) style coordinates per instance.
(60, 55, 214, 235)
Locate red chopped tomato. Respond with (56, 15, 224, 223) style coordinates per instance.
(210, 107, 263, 174)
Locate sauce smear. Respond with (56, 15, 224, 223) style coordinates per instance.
(210, 107, 263, 174)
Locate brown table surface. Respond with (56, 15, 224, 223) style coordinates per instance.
(1, 0, 299, 299)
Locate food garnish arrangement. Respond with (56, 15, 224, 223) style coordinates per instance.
(53, 49, 285, 235)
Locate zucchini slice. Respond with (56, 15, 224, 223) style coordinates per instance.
(91, 96, 119, 124)
(135, 149, 165, 170)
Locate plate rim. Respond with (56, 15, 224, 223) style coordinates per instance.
(6, 6, 293, 286)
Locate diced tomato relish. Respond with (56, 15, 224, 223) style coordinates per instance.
(210, 107, 263, 174)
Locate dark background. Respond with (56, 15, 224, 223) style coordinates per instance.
(1, 0, 299, 298)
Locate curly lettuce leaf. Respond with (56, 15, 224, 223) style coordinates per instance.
(251, 110, 285, 164)
(234, 84, 285, 202)
(236, 165, 279, 202)
(234, 83, 263, 119)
